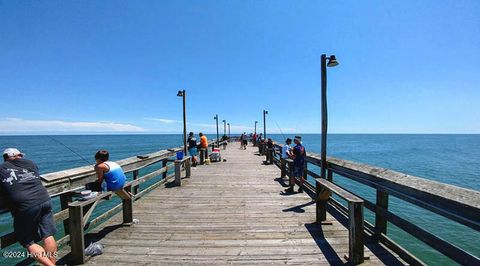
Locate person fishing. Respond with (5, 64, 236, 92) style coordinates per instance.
(286, 136, 306, 193)
(187, 132, 198, 166)
(94, 150, 131, 199)
(0, 148, 58, 266)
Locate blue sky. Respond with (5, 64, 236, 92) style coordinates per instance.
(0, 0, 479, 134)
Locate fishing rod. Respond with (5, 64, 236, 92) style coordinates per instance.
(274, 121, 287, 140)
(46, 136, 93, 165)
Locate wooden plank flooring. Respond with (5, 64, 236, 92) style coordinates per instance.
(62, 143, 407, 265)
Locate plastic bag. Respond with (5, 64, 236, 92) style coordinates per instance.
(85, 242, 104, 257)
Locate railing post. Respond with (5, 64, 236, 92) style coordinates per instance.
(162, 159, 168, 179)
(269, 148, 274, 164)
(303, 160, 308, 182)
(174, 160, 182, 186)
(375, 189, 389, 239)
(199, 148, 206, 165)
(327, 168, 333, 182)
(281, 158, 286, 178)
(122, 185, 133, 224)
(132, 170, 139, 195)
(287, 160, 294, 187)
(316, 184, 329, 223)
(60, 193, 72, 235)
(348, 201, 365, 264)
(265, 148, 271, 164)
(68, 204, 85, 264)
(185, 157, 191, 178)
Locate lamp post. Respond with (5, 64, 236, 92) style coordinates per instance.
(254, 121, 258, 134)
(177, 90, 187, 155)
(263, 110, 268, 139)
(320, 54, 339, 180)
(214, 114, 219, 147)
(222, 120, 226, 137)
(227, 123, 231, 138)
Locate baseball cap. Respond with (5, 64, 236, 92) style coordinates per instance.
(3, 148, 25, 158)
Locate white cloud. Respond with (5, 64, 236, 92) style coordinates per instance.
(145, 118, 182, 124)
(0, 118, 145, 133)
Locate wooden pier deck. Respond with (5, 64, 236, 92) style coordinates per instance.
(65, 144, 407, 265)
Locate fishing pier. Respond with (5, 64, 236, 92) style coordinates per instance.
(1, 139, 479, 265)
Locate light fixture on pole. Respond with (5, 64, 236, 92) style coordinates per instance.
(263, 110, 268, 139)
(213, 114, 219, 147)
(320, 54, 339, 180)
(177, 90, 187, 155)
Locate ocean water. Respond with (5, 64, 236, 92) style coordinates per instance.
(0, 134, 479, 265)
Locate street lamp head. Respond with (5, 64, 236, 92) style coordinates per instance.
(265, 110, 269, 115)
(327, 55, 339, 67)
(177, 90, 184, 97)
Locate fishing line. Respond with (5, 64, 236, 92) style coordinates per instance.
(46, 136, 93, 165)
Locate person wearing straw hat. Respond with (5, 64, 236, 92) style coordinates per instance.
(0, 148, 58, 266)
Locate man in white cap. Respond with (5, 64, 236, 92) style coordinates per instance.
(1, 148, 57, 266)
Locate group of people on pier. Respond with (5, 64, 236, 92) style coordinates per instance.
(0, 133, 305, 266)
(0, 147, 135, 266)
(250, 133, 308, 194)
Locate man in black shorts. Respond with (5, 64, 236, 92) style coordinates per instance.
(0, 148, 57, 266)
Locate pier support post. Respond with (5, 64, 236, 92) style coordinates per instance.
(200, 148, 206, 164)
(348, 201, 365, 264)
(316, 184, 330, 222)
(375, 189, 389, 239)
(68, 204, 85, 265)
(185, 156, 191, 178)
(281, 158, 286, 178)
(174, 160, 182, 186)
(122, 185, 133, 224)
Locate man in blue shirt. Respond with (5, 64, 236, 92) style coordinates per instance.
(285, 136, 306, 193)
(0, 148, 57, 266)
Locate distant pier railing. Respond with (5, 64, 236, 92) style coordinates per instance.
(266, 143, 480, 265)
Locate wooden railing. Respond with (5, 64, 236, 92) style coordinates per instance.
(0, 145, 192, 264)
(269, 144, 480, 265)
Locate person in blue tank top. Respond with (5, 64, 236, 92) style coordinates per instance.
(94, 150, 131, 200)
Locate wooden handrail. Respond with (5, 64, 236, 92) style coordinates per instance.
(271, 143, 480, 265)
(0, 143, 200, 263)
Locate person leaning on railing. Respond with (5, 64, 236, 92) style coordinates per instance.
(94, 150, 131, 200)
(0, 148, 58, 266)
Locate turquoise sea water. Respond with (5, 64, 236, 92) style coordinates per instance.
(0, 134, 479, 265)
